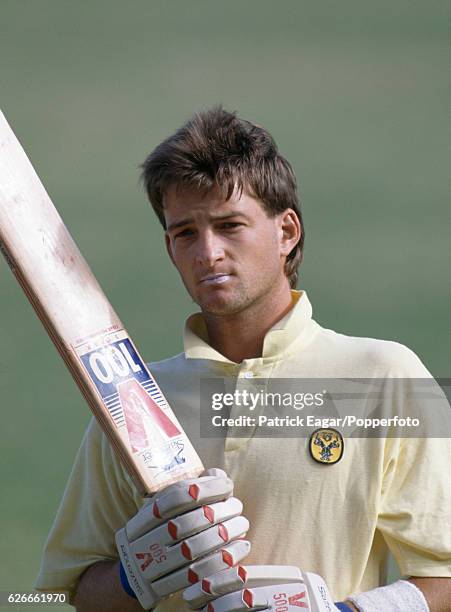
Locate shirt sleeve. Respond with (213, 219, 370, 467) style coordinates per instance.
(377, 435, 451, 576)
(34, 417, 142, 601)
(376, 347, 451, 576)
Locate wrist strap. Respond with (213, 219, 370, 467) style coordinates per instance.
(348, 580, 429, 612)
(119, 561, 138, 600)
(335, 603, 354, 611)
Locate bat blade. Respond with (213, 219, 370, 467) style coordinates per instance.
(0, 111, 204, 495)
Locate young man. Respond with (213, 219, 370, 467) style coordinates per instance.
(36, 108, 451, 611)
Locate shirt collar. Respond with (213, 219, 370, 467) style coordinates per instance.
(183, 290, 313, 363)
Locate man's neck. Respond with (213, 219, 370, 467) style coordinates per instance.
(202, 285, 294, 363)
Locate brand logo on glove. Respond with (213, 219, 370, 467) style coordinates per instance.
(135, 551, 153, 571)
(273, 591, 308, 609)
(135, 542, 167, 570)
(289, 591, 309, 608)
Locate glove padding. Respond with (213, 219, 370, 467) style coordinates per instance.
(116, 469, 250, 610)
(183, 565, 339, 611)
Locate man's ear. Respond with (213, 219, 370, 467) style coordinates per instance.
(278, 209, 301, 257)
(165, 233, 176, 266)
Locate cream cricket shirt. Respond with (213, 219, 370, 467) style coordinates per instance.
(35, 291, 451, 608)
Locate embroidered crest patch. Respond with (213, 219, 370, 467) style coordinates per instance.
(309, 428, 344, 464)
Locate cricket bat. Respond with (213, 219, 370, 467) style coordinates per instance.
(0, 111, 204, 496)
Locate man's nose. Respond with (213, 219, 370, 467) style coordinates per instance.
(195, 231, 225, 267)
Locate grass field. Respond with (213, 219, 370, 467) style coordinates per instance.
(0, 1, 449, 609)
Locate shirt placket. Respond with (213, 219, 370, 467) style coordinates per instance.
(224, 359, 274, 453)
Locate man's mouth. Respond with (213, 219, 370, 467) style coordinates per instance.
(199, 273, 231, 285)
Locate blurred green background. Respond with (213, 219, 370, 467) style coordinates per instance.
(0, 1, 450, 608)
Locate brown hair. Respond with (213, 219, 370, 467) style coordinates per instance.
(141, 106, 304, 287)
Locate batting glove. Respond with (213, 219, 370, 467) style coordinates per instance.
(116, 468, 250, 610)
(183, 565, 340, 611)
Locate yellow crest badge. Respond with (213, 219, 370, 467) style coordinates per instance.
(309, 428, 344, 465)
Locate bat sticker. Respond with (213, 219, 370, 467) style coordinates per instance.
(76, 331, 181, 447)
(118, 378, 181, 452)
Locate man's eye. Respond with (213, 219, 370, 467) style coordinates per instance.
(220, 222, 242, 230)
(174, 228, 194, 239)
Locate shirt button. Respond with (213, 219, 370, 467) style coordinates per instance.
(243, 371, 254, 379)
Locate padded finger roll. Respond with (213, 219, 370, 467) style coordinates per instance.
(126, 473, 234, 541)
(201, 588, 269, 612)
(165, 498, 243, 543)
(184, 566, 303, 609)
(152, 540, 251, 599)
(199, 583, 310, 612)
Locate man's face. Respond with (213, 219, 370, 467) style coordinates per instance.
(164, 186, 297, 317)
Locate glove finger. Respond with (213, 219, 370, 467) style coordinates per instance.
(155, 473, 234, 518)
(164, 498, 243, 544)
(199, 583, 310, 612)
(200, 588, 269, 612)
(152, 539, 251, 599)
(127, 473, 233, 540)
(184, 566, 303, 609)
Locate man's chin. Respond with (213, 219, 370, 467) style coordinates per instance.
(196, 294, 249, 317)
